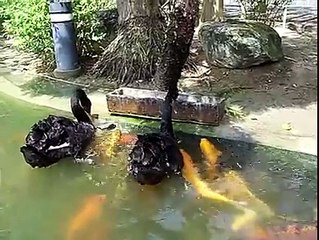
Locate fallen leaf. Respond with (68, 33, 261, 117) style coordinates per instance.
(282, 122, 292, 131)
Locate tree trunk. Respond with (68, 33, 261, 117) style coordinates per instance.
(201, 0, 214, 22)
(91, 0, 164, 85)
(116, 0, 130, 24)
(200, 0, 224, 22)
(214, 0, 224, 21)
(154, 0, 200, 97)
(91, 0, 199, 90)
(116, 0, 161, 24)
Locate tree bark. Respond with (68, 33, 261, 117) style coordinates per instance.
(214, 0, 224, 21)
(91, 0, 164, 85)
(200, 0, 224, 22)
(116, 0, 130, 24)
(91, 0, 199, 89)
(154, 0, 200, 98)
(116, 0, 161, 24)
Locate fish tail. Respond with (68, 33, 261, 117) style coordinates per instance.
(225, 171, 274, 217)
(232, 209, 257, 231)
(180, 149, 249, 209)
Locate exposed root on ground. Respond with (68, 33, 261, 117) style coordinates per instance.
(90, 17, 165, 86)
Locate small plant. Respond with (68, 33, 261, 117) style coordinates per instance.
(0, 0, 10, 28)
(236, 0, 292, 26)
(226, 103, 247, 120)
(72, 0, 117, 57)
(4, 0, 53, 60)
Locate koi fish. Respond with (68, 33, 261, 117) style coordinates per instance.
(180, 149, 247, 207)
(200, 138, 222, 166)
(223, 171, 274, 218)
(180, 149, 256, 231)
(93, 128, 122, 159)
(248, 224, 317, 240)
(200, 138, 222, 178)
(67, 194, 107, 240)
(118, 133, 138, 145)
(88, 222, 108, 240)
(200, 140, 274, 219)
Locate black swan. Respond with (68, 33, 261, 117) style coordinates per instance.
(127, 89, 184, 185)
(127, 0, 199, 185)
(20, 88, 95, 168)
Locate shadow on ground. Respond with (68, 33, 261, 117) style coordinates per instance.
(17, 75, 115, 98)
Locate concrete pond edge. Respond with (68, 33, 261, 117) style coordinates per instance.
(0, 75, 316, 156)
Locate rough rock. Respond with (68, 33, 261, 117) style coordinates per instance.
(199, 20, 284, 68)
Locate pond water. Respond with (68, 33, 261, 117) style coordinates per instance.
(0, 92, 317, 240)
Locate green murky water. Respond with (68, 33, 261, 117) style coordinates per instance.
(0, 92, 317, 240)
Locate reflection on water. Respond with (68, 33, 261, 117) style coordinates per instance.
(0, 92, 317, 240)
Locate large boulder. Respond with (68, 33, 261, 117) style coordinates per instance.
(199, 20, 284, 69)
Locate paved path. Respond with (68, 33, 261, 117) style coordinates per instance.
(224, 1, 317, 30)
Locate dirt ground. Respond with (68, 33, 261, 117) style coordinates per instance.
(179, 27, 317, 115)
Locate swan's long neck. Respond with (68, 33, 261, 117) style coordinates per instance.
(156, 1, 199, 138)
(71, 102, 92, 124)
(159, 90, 174, 138)
(70, 90, 93, 124)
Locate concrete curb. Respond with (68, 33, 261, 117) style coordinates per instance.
(0, 75, 316, 156)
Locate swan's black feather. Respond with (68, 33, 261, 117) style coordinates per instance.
(20, 89, 95, 168)
(128, 93, 183, 185)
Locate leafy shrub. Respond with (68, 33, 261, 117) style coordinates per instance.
(0, 0, 14, 29)
(236, 0, 292, 26)
(4, 0, 53, 59)
(73, 0, 117, 57)
(3, 0, 116, 62)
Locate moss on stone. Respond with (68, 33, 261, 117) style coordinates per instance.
(199, 20, 284, 69)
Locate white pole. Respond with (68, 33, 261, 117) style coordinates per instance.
(282, 5, 288, 30)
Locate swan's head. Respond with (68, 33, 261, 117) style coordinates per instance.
(70, 88, 93, 123)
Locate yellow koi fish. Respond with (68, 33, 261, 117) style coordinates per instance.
(67, 194, 107, 240)
(181, 149, 244, 206)
(200, 138, 222, 166)
(223, 171, 274, 218)
(180, 149, 256, 231)
(200, 138, 222, 178)
(93, 128, 122, 159)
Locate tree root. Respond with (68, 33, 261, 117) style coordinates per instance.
(89, 17, 165, 86)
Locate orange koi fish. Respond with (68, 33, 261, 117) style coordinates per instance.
(88, 222, 109, 240)
(67, 194, 107, 240)
(118, 133, 138, 145)
(200, 138, 222, 178)
(248, 224, 317, 240)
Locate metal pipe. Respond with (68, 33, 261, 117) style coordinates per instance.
(282, 6, 288, 30)
(49, 0, 82, 79)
